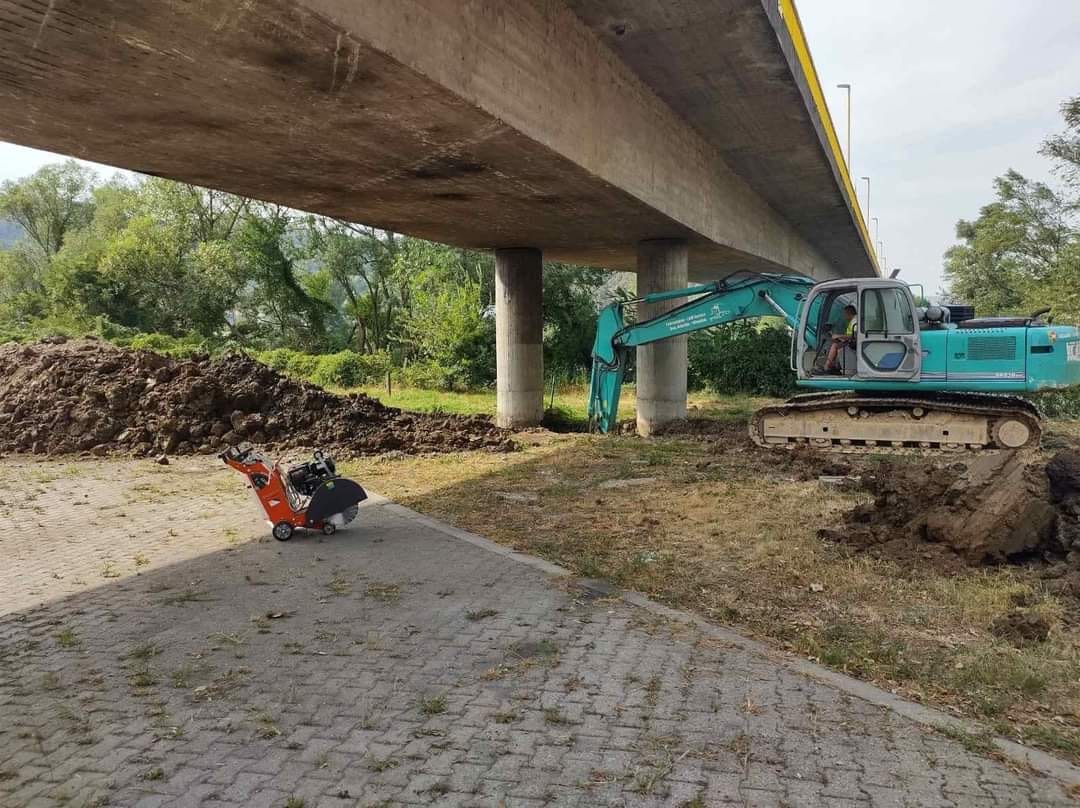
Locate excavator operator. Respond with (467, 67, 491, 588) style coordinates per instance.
(824, 305, 857, 374)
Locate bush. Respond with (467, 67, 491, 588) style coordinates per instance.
(253, 348, 391, 388)
(275, 350, 319, 379)
(126, 332, 211, 359)
(396, 359, 462, 391)
(311, 350, 391, 388)
(687, 320, 796, 397)
(257, 347, 298, 371)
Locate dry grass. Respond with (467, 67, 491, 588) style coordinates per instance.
(344, 407, 1080, 763)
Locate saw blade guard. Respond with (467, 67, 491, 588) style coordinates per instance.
(305, 478, 367, 527)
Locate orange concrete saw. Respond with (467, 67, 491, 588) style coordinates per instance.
(221, 445, 367, 541)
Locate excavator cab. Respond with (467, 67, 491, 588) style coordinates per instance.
(795, 279, 922, 384)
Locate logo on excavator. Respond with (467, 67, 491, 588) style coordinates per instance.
(1068, 341, 1080, 362)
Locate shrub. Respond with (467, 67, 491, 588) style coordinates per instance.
(256, 348, 297, 371)
(253, 348, 391, 388)
(687, 320, 796, 397)
(126, 332, 209, 359)
(397, 359, 459, 391)
(283, 351, 320, 379)
(311, 350, 391, 388)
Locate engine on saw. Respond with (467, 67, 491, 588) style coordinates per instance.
(286, 451, 338, 497)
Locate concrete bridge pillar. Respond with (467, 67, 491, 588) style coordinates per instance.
(636, 239, 688, 436)
(495, 248, 544, 429)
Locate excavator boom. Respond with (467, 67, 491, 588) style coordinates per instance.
(588, 273, 812, 433)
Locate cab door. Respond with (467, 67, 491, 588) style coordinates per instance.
(856, 281, 921, 381)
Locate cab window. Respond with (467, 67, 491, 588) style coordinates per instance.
(861, 288, 914, 335)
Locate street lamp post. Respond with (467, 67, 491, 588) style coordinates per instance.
(860, 176, 871, 223)
(872, 217, 880, 244)
(836, 83, 852, 169)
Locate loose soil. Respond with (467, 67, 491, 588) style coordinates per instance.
(0, 339, 513, 457)
(823, 450, 1080, 572)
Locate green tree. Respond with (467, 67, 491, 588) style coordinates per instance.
(398, 240, 494, 389)
(0, 160, 96, 260)
(232, 208, 337, 350)
(944, 96, 1080, 324)
(542, 263, 613, 382)
(305, 220, 404, 353)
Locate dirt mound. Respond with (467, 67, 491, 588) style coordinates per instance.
(0, 338, 514, 457)
(824, 450, 1080, 567)
(990, 609, 1052, 645)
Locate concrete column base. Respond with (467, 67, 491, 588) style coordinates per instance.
(636, 239, 689, 436)
(495, 248, 544, 429)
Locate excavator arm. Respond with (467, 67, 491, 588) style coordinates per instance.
(588, 272, 814, 433)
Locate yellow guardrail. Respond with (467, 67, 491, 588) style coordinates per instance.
(778, 0, 880, 276)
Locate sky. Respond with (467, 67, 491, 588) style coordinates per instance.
(798, 0, 1080, 293)
(1, 0, 1078, 294)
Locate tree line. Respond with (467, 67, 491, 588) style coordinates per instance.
(944, 96, 1080, 322)
(0, 164, 622, 389)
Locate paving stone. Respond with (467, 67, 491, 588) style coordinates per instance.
(0, 457, 1076, 807)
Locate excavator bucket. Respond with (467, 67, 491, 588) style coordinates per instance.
(588, 304, 628, 432)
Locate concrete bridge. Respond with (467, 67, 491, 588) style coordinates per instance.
(0, 0, 877, 431)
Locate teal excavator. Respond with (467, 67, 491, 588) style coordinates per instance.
(588, 272, 1080, 451)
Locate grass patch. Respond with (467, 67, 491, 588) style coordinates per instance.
(365, 582, 401, 603)
(543, 707, 568, 725)
(326, 573, 352, 596)
(1017, 723, 1080, 757)
(252, 711, 282, 739)
(465, 608, 499, 621)
(55, 627, 79, 649)
(934, 723, 997, 756)
(367, 756, 399, 772)
(127, 665, 158, 689)
(419, 694, 448, 716)
(160, 587, 212, 606)
(127, 642, 160, 661)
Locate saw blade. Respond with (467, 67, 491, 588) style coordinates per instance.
(329, 505, 359, 527)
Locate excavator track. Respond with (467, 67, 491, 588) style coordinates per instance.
(750, 391, 1042, 453)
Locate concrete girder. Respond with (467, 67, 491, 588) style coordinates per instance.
(0, 0, 860, 280)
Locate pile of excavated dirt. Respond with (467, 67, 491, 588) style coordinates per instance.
(823, 449, 1080, 569)
(0, 339, 514, 457)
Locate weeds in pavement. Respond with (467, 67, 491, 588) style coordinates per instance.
(367, 756, 400, 772)
(127, 642, 160, 661)
(365, 582, 401, 603)
(419, 694, 448, 716)
(55, 627, 78, 649)
(543, 707, 569, 725)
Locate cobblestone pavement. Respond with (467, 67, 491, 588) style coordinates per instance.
(0, 457, 1077, 807)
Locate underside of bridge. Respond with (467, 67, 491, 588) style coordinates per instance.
(0, 0, 878, 429)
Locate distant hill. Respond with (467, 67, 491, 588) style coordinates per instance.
(0, 219, 23, 248)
